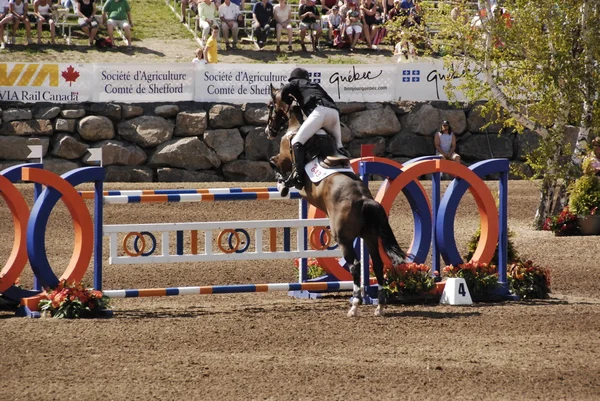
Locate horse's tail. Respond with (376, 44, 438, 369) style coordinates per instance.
(362, 199, 406, 266)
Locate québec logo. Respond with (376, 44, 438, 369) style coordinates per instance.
(402, 69, 420, 83)
(308, 71, 322, 84)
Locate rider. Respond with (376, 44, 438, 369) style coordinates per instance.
(280, 67, 350, 190)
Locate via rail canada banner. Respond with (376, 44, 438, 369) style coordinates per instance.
(94, 63, 195, 102)
(0, 63, 93, 103)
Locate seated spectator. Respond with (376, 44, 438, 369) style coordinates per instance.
(192, 46, 207, 63)
(197, 0, 217, 44)
(327, 5, 341, 46)
(400, 0, 414, 14)
(102, 0, 133, 48)
(273, 0, 292, 52)
(360, 0, 379, 49)
(434, 121, 461, 163)
(344, 0, 361, 52)
(9, 0, 32, 45)
(318, 0, 338, 15)
(298, 0, 321, 52)
(584, 137, 600, 176)
(252, 0, 273, 49)
(75, 0, 99, 46)
(203, 24, 219, 62)
(387, 0, 402, 21)
(228, 0, 244, 26)
(219, 0, 240, 50)
(33, 0, 55, 44)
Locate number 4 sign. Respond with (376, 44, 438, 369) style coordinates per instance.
(440, 278, 473, 305)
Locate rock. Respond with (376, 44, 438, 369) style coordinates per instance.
(346, 106, 401, 137)
(203, 129, 244, 163)
(243, 104, 269, 125)
(458, 133, 513, 160)
(515, 130, 542, 161)
(118, 116, 174, 147)
(348, 137, 387, 158)
(149, 137, 221, 170)
(341, 122, 354, 144)
(439, 110, 468, 135)
(78, 116, 115, 141)
(175, 111, 208, 136)
(33, 106, 61, 120)
(467, 105, 505, 133)
(155, 105, 179, 118)
(87, 103, 122, 121)
(0, 137, 49, 160)
(222, 160, 275, 182)
(3, 108, 32, 122)
(54, 118, 77, 133)
(244, 127, 281, 161)
(51, 134, 89, 159)
(157, 168, 223, 182)
(209, 104, 244, 129)
(338, 102, 367, 114)
(105, 166, 153, 182)
(401, 104, 441, 136)
(60, 109, 86, 119)
(121, 105, 144, 120)
(387, 131, 435, 157)
(83, 140, 147, 166)
(42, 157, 80, 175)
(2, 120, 53, 136)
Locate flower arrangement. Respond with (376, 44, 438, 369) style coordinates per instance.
(542, 206, 579, 235)
(293, 258, 326, 279)
(383, 263, 437, 297)
(38, 280, 110, 319)
(443, 262, 498, 294)
(508, 259, 552, 299)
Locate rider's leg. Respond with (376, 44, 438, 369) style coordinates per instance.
(289, 109, 325, 189)
(321, 106, 350, 157)
(291, 142, 306, 190)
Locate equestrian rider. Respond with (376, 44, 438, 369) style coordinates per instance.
(280, 67, 350, 190)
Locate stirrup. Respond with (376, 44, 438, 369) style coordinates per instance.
(337, 147, 351, 158)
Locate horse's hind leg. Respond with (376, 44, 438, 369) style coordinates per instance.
(364, 235, 386, 317)
(338, 239, 361, 317)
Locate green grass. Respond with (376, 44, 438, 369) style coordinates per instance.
(133, 0, 193, 40)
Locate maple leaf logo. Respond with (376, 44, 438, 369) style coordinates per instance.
(61, 65, 80, 87)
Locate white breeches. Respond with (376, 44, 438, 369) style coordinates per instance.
(290, 106, 343, 148)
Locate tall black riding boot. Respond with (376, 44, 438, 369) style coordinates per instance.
(291, 142, 306, 190)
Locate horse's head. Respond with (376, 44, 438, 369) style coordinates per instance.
(265, 84, 290, 139)
(269, 132, 294, 178)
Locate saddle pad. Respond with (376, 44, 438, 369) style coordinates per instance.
(305, 157, 354, 183)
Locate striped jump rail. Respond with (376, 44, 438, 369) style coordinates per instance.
(78, 187, 302, 203)
(103, 281, 354, 298)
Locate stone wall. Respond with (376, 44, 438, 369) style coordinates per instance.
(0, 100, 572, 182)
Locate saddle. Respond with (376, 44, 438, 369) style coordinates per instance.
(302, 134, 349, 169)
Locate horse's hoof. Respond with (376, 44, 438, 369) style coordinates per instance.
(348, 306, 358, 317)
(374, 305, 385, 317)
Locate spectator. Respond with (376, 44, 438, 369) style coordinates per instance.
(394, 30, 415, 61)
(400, 0, 414, 14)
(33, 0, 55, 44)
(197, 0, 217, 45)
(229, 0, 244, 27)
(344, 0, 361, 52)
(60, 0, 74, 12)
(192, 46, 207, 63)
(251, 0, 273, 49)
(273, 0, 292, 52)
(318, 0, 338, 15)
(219, 0, 240, 50)
(75, 0, 99, 46)
(584, 137, 600, 176)
(360, 0, 379, 49)
(434, 121, 461, 163)
(387, 0, 401, 21)
(298, 0, 321, 52)
(9, 0, 32, 45)
(326, 4, 341, 46)
(102, 0, 133, 48)
(203, 24, 219, 63)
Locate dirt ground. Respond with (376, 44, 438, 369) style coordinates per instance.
(1, 179, 600, 401)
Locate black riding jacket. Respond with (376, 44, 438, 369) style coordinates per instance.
(280, 78, 339, 116)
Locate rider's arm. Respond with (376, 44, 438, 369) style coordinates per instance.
(279, 83, 298, 105)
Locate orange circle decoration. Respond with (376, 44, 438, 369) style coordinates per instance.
(217, 229, 239, 254)
(309, 227, 332, 250)
(122, 232, 145, 257)
(0, 175, 31, 293)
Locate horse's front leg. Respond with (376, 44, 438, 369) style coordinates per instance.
(365, 237, 386, 317)
(338, 239, 361, 317)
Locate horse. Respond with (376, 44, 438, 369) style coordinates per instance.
(265, 84, 406, 317)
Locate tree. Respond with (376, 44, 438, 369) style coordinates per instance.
(397, 0, 600, 228)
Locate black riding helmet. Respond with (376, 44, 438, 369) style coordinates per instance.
(289, 67, 310, 82)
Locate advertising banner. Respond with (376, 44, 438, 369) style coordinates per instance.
(94, 63, 195, 103)
(0, 63, 93, 103)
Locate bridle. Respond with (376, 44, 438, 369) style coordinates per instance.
(266, 91, 291, 139)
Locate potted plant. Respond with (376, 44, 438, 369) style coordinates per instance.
(568, 158, 600, 235)
(542, 206, 580, 236)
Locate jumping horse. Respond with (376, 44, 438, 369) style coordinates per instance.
(266, 84, 406, 317)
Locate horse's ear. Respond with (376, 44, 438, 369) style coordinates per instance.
(270, 83, 277, 97)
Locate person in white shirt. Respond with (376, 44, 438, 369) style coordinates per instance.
(0, 0, 14, 49)
(9, 0, 33, 45)
(219, 0, 240, 50)
(192, 46, 207, 64)
(197, 0, 217, 43)
(273, 0, 291, 52)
